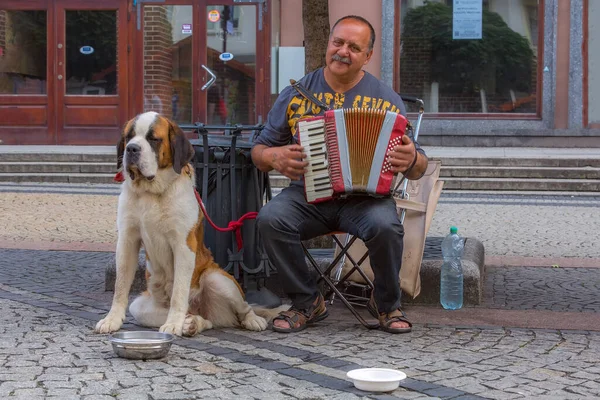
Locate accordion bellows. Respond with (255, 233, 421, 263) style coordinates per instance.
(297, 108, 408, 203)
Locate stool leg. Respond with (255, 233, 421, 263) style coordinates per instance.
(329, 233, 352, 304)
(304, 242, 378, 330)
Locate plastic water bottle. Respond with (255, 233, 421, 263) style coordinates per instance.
(440, 226, 464, 310)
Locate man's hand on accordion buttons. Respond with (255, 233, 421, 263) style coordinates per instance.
(388, 134, 417, 174)
(270, 144, 309, 181)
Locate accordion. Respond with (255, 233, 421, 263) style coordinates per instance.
(297, 108, 408, 203)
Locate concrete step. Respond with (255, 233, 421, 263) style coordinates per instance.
(0, 153, 113, 163)
(1, 148, 597, 191)
(442, 177, 600, 191)
(434, 157, 600, 168)
(441, 166, 600, 179)
(0, 173, 116, 184)
(268, 167, 600, 192)
(0, 162, 114, 174)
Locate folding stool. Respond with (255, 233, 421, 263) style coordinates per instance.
(302, 159, 444, 328)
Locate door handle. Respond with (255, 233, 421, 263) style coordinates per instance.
(201, 65, 216, 91)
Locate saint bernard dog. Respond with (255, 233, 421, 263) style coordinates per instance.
(95, 111, 283, 337)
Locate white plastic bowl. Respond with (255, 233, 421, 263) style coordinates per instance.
(346, 368, 407, 392)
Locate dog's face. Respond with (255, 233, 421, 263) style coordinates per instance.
(117, 112, 195, 181)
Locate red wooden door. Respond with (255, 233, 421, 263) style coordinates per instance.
(54, 0, 128, 144)
(0, 1, 54, 144)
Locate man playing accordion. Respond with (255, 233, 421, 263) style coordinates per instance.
(251, 15, 428, 334)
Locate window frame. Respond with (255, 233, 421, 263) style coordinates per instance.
(583, 0, 591, 128)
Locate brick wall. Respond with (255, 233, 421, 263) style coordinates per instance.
(143, 6, 173, 117)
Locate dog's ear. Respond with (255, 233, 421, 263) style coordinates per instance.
(117, 120, 133, 170)
(116, 136, 125, 170)
(168, 120, 195, 174)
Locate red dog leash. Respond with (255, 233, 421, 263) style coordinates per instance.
(114, 171, 257, 250)
(193, 190, 257, 251)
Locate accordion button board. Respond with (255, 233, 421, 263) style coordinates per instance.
(297, 117, 334, 203)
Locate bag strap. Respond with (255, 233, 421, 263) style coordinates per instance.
(290, 79, 331, 111)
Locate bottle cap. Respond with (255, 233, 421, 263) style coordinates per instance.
(450, 226, 458, 234)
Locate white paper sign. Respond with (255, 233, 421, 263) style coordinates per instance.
(182, 24, 192, 34)
(453, 0, 482, 40)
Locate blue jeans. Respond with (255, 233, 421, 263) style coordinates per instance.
(257, 185, 404, 313)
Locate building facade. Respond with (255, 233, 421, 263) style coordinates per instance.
(0, 0, 596, 146)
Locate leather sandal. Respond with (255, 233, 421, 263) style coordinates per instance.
(367, 294, 412, 334)
(272, 294, 329, 333)
(378, 309, 412, 334)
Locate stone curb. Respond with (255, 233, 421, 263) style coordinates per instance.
(104, 237, 485, 307)
(409, 238, 485, 305)
(104, 253, 147, 293)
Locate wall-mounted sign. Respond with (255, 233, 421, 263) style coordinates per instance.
(182, 23, 192, 34)
(208, 10, 220, 23)
(219, 52, 234, 62)
(79, 46, 94, 55)
(452, 0, 482, 40)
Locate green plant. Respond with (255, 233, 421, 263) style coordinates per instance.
(401, 1, 535, 94)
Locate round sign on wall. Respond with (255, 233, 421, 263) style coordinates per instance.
(208, 10, 220, 23)
(79, 46, 94, 55)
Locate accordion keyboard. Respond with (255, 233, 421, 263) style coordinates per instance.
(297, 118, 334, 203)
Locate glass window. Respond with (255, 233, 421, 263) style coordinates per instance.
(206, 5, 257, 125)
(399, 0, 539, 114)
(143, 5, 193, 125)
(0, 10, 47, 95)
(65, 10, 117, 95)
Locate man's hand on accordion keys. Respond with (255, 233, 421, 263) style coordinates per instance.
(267, 144, 309, 181)
(388, 134, 418, 175)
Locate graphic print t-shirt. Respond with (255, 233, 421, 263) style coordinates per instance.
(253, 68, 422, 186)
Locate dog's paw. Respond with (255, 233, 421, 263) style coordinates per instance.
(182, 314, 213, 337)
(95, 315, 123, 334)
(159, 322, 183, 336)
(241, 312, 268, 331)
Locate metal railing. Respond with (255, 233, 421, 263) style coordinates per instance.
(182, 123, 276, 302)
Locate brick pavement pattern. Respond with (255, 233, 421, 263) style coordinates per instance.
(0, 192, 117, 244)
(428, 193, 600, 259)
(2, 189, 600, 259)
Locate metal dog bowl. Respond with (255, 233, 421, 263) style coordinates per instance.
(108, 331, 175, 360)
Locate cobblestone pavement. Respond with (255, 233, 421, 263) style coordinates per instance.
(2, 248, 600, 399)
(484, 267, 600, 313)
(1, 184, 600, 399)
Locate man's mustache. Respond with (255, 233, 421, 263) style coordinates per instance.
(332, 54, 351, 64)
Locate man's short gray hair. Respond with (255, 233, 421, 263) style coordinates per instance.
(331, 15, 376, 51)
